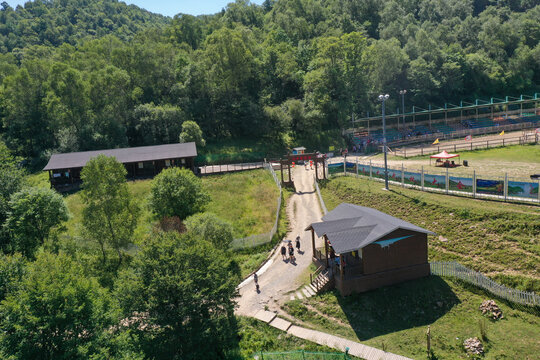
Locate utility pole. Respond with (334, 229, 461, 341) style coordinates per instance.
(378, 94, 390, 190)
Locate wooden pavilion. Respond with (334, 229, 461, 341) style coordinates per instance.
(306, 203, 435, 296)
(43, 142, 197, 191)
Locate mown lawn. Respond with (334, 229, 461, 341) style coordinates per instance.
(284, 277, 539, 359)
(320, 176, 540, 292)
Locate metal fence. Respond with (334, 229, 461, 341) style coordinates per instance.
(230, 162, 283, 249)
(327, 159, 540, 204)
(253, 350, 350, 360)
(430, 261, 540, 307)
(314, 176, 328, 215)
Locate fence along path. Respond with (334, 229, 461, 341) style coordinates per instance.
(430, 261, 540, 307)
(230, 162, 282, 249)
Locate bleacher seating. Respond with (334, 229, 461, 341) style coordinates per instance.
(432, 123, 455, 134)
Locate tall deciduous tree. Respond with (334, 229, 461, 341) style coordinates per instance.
(0, 141, 24, 251)
(116, 231, 240, 359)
(149, 167, 209, 220)
(178, 120, 206, 147)
(0, 252, 115, 360)
(80, 155, 140, 266)
(5, 187, 69, 258)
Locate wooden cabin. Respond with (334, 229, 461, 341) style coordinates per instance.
(306, 203, 435, 296)
(43, 142, 197, 191)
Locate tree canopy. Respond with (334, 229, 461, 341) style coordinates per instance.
(0, 0, 538, 163)
(149, 167, 210, 220)
(80, 155, 140, 266)
(5, 187, 69, 258)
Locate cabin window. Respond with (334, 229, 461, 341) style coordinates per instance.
(165, 160, 171, 167)
(138, 162, 143, 169)
(181, 158, 186, 164)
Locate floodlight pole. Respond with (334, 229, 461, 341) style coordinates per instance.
(379, 94, 390, 190)
(400, 90, 407, 129)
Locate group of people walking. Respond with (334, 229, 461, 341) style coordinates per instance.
(281, 235, 301, 262)
(254, 235, 302, 293)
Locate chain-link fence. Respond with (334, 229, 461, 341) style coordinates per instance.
(230, 162, 282, 249)
(253, 350, 350, 360)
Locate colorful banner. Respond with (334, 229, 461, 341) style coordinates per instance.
(358, 164, 370, 175)
(345, 162, 356, 173)
(387, 169, 402, 182)
(424, 173, 446, 189)
(371, 166, 387, 180)
(476, 179, 504, 196)
(449, 176, 473, 193)
(328, 163, 343, 175)
(404, 171, 422, 186)
(508, 180, 539, 199)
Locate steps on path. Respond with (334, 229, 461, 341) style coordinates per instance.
(289, 269, 334, 301)
(251, 310, 413, 360)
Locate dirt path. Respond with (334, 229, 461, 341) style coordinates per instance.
(235, 165, 323, 316)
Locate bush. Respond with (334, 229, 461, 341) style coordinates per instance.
(149, 167, 210, 219)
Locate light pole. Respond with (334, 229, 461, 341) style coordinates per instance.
(399, 90, 407, 129)
(378, 94, 390, 190)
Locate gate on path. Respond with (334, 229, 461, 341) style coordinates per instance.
(278, 152, 328, 187)
(253, 350, 350, 359)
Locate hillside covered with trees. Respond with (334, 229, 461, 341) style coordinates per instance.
(1, 0, 539, 164)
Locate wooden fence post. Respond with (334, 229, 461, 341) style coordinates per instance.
(356, 158, 359, 178)
(401, 163, 404, 187)
(421, 166, 425, 191)
(369, 160, 372, 180)
(504, 173, 508, 201)
(473, 170, 476, 198)
(446, 167, 449, 194)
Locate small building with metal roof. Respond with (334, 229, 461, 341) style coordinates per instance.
(43, 142, 197, 191)
(306, 203, 435, 296)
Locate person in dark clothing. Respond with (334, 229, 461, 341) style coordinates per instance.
(281, 245, 287, 260)
(253, 273, 259, 292)
(288, 244, 295, 262)
(295, 235, 301, 252)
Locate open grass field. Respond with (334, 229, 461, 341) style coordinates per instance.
(365, 143, 540, 178)
(27, 169, 283, 278)
(320, 176, 540, 292)
(284, 277, 540, 359)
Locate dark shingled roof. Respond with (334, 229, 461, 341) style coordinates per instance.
(306, 203, 435, 254)
(43, 142, 197, 171)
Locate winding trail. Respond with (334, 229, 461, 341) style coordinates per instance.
(235, 166, 413, 360)
(236, 165, 323, 316)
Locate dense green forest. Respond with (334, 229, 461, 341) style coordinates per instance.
(1, 0, 539, 164)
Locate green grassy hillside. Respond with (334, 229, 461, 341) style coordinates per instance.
(320, 176, 540, 292)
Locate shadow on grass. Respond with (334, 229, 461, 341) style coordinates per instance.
(336, 276, 460, 341)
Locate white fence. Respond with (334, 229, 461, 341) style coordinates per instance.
(430, 261, 540, 307)
(230, 162, 283, 249)
(314, 177, 328, 215)
(327, 158, 540, 204)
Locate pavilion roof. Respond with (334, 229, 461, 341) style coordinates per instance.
(430, 150, 460, 159)
(43, 142, 197, 171)
(305, 203, 435, 254)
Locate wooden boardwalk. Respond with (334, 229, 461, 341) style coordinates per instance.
(199, 162, 264, 175)
(252, 310, 413, 360)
